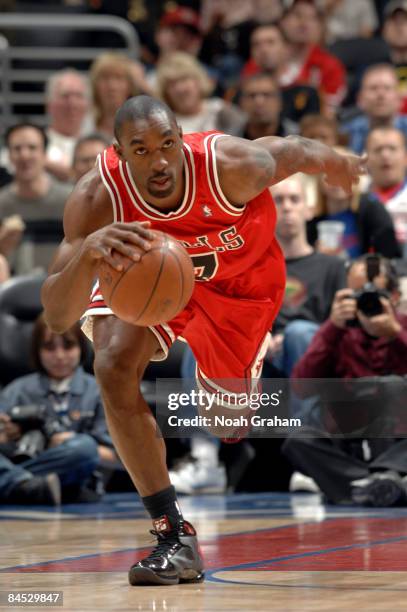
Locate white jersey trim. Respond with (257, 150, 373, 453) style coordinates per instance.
(98, 151, 124, 222)
(119, 145, 196, 221)
(204, 134, 246, 217)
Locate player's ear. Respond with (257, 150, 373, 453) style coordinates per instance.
(178, 124, 183, 140)
(114, 141, 124, 161)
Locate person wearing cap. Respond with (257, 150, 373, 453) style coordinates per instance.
(156, 6, 203, 59)
(279, 0, 347, 116)
(147, 6, 209, 91)
(382, 0, 407, 114)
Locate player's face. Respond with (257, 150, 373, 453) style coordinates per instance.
(116, 113, 184, 203)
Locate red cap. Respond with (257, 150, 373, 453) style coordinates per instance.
(160, 7, 201, 34)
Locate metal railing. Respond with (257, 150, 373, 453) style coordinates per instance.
(0, 13, 140, 132)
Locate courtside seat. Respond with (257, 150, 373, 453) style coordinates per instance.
(0, 272, 94, 387)
(0, 272, 46, 387)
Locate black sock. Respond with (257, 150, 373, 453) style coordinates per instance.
(142, 485, 183, 530)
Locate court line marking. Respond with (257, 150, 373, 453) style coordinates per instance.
(205, 534, 407, 584)
(207, 574, 407, 593)
(3, 516, 407, 576)
(0, 521, 314, 573)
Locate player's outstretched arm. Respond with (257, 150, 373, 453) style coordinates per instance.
(217, 135, 367, 205)
(41, 169, 153, 333)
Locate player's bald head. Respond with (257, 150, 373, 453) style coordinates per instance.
(114, 95, 178, 142)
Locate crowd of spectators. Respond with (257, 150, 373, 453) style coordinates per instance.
(1, 0, 407, 507)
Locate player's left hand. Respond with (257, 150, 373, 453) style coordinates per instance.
(325, 153, 367, 195)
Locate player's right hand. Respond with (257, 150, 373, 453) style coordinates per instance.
(325, 153, 367, 195)
(83, 221, 154, 271)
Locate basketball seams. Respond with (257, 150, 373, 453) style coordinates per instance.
(100, 234, 193, 326)
(165, 248, 186, 316)
(114, 244, 166, 324)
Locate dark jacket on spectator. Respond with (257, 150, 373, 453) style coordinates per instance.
(293, 316, 407, 382)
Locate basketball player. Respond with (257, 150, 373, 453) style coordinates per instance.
(42, 96, 366, 586)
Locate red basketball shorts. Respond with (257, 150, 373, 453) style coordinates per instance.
(83, 280, 282, 400)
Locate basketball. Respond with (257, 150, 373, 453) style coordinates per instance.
(98, 231, 195, 326)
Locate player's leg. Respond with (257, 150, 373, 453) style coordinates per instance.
(92, 315, 204, 585)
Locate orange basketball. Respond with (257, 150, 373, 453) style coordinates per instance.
(98, 231, 195, 327)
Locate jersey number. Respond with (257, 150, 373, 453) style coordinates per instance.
(191, 252, 219, 281)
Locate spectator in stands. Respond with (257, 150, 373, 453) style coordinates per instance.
(365, 126, 407, 256)
(157, 6, 203, 58)
(279, 0, 347, 115)
(0, 124, 72, 275)
(155, 52, 244, 135)
(199, 0, 255, 88)
(71, 133, 110, 183)
(237, 73, 297, 139)
(382, 0, 407, 113)
(0, 165, 12, 188)
(284, 255, 407, 506)
(241, 24, 321, 125)
(0, 314, 117, 505)
(45, 69, 90, 182)
(320, 0, 378, 44)
(89, 52, 151, 140)
(341, 64, 407, 154)
(300, 113, 341, 147)
(268, 173, 346, 377)
(307, 146, 401, 259)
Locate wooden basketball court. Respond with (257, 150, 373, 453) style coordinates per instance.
(1, 492, 407, 611)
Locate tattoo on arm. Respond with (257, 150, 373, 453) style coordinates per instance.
(253, 148, 276, 190)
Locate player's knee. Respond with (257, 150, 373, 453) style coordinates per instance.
(94, 345, 144, 391)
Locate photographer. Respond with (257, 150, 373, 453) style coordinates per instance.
(283, 254, 407, 506)
(0, 313, 117, 505)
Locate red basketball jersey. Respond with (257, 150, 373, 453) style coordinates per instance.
(98, 131, 285, 303)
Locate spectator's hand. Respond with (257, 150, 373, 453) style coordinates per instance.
(266, 333, 284, 358)
(330, 288, 357, 328)
(357, 298, 402, 339)
(325, 153, 367, 195)
(0, 413, 22, 441)
(49, 431, 74, 447)
(0, 216, 25, 256)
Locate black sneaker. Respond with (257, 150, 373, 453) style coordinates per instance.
(351, 470, 407, 507)
(6, 473, 61, 506)
(128, 516, 205, 586)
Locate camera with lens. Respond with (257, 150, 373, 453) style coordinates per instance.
(347, 254, 390, 327)
(8, 404, 64, 463)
